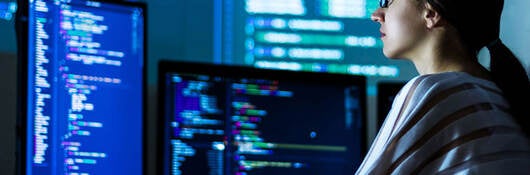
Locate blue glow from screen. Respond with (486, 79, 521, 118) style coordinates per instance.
(0, 2, 16, 21)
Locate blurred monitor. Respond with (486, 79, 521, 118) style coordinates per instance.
(16, 0, 146, 174)
(213, 0, 417, 94)
(158, 60, 367, 175)
(0, 1, 17, 21)
(376, 81, 406, 130)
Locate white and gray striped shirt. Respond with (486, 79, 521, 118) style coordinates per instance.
(355, 72, 530, 175)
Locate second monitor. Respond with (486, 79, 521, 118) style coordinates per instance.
(158, 60, 367, 175)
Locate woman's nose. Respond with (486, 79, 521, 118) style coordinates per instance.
(371, 8, 385, 23)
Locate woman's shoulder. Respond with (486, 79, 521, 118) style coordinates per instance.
(408, 71, 502, 96)
(400, 71, 509, 114)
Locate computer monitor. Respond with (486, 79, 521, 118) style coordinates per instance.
(16, 0, 146, 174)
(376, 81, 406, 130)
(158, 60, 367, 175)
(213, 0, 417, 92)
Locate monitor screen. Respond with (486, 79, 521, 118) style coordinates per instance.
(376, 81, 406, 130)
(213, 0, 417, 92)
(0, 1, 16, 21)
(158, 60, 367, 175)
(18, 0, 146, 174)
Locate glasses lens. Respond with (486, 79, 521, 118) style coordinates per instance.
(380, 0, 388, 8)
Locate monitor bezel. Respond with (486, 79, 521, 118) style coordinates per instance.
(156, 60, 368, 175)
(15, 0, 148, 174)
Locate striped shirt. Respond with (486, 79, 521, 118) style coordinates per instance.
(355, 72, 530, 175)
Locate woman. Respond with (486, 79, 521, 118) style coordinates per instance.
(356, 0, 530, 174)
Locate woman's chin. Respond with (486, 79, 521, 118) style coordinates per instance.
(382, 49, 405, 60)
(382, 49, 396, 59)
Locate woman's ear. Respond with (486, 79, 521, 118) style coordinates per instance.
(423, 3, 444, 29)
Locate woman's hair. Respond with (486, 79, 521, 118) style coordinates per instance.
(424, 0, 530, 136)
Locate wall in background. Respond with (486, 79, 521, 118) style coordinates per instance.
(1, 0, 529, 174)
(501, 0, 530, 78)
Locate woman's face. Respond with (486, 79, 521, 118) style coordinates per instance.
(371, 0, 428, 59)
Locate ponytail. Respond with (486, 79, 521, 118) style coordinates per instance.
(487, 39, 530, 137)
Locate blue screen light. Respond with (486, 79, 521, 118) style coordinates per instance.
(0, 2, 16, 21)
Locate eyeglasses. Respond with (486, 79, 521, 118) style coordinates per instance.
(379, 0, 393, 8)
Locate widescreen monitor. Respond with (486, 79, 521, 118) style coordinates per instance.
(16, 0, 146, 174)
(213, 0, 417, 90)
(158, 60, 367, 175)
